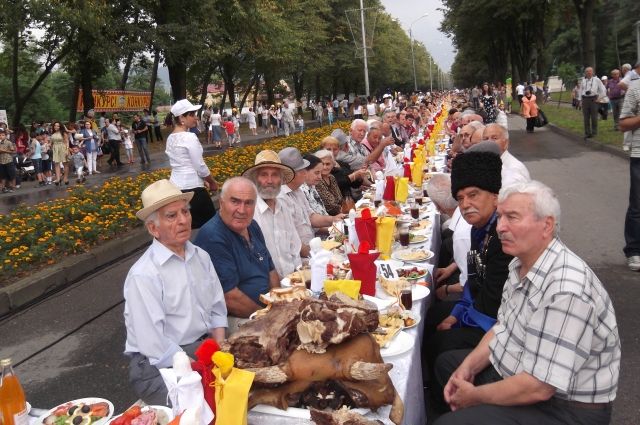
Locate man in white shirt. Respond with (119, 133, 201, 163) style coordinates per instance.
(243, 150, 302, 277)
(483, 123, 531, 187)
(278, 147, 346, 243)
(577, 67, 607, 138)
(124, 179, 227, 405)
(515, 82, 525, 104)
(106, 118, 124, 166)
(427, 173, 472, 301)
(281, 100, 296, 136)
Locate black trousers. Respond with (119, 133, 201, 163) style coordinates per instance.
(183, 186, 216, 229)
(433, 349, 612, 425)
(581, 96, 599, 136)
(526, 117, 536, 132)
(107, 139, 122, 165)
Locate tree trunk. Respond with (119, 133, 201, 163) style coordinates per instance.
(252, 78, 259, 109)
(292, 71, 304, 105)
(148, 48, 160, 110)
(120, 51, 135, 90)
(573, 0, 596, 67)
(167, 63, 187, 102)
(219, 87, 227, 112)
(67, 76, 80, 123)
(264, 73, 275, 107)
(314, 74, 321, 102)
(198, 65, 214, 108)
(80, 63, 95, 118)
(239, 74, 257, 110)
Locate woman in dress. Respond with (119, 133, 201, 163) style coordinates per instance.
(352, 97, 364, 120)
(480, 83, 498, 123)
(165, 99, 219, 229)
(521, 87, 539, 133)
(50, 121, 69, 185)
(313, 149, 343, 216)
(247, 107, 257, 136)
(269, 105, 278, 136)
(210, 107, 222, 149)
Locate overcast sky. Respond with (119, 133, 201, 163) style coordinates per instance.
(379, 0, 456, 71)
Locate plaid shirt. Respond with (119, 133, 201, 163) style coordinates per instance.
(620, 79, 640, 158)
(0, 139, 16, 164)
(490, 238, 620, 403)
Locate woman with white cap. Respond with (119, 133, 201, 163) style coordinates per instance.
(165, 99, 219, 229)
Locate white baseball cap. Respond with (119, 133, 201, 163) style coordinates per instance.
(170, 99, 201, 116)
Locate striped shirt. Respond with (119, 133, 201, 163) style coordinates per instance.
(489, 238, 620, 403)
(620, 79, 640, 158)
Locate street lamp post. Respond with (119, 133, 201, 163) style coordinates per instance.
(636, 20, 640, 64)
(410, 13, 429, 92)
(429, 56, 432, 92)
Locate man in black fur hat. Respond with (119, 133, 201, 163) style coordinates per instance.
(425, 149, 513, 412)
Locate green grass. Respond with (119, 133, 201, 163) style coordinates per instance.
(512, 101, 624, 149)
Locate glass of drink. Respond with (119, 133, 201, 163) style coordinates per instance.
(415, 197, 423, 206)
(422, 183, 429, 198)
(410, 201, 420, 220)
(374, 199, 381, 208)
(400, 279, 413, 310)
(399, 225, 410, 247)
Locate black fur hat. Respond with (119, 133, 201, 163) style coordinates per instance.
(451, 151, 502, 198)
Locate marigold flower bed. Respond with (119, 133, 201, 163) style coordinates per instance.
(0, 124, 348, 283)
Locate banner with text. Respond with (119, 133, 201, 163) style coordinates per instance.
(77, 90, 151, 112)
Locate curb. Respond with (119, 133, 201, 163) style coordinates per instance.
(546, 123, 629, 161)
(0, 227, 151, 317)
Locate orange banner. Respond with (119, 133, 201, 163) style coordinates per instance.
(77, 90, 152, 112)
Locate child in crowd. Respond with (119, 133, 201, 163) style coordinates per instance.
(296, 115, 304, 133)
(224, 117, 235, 147)
(327, 105, 334, 125)
(70, 145, 87, 184)
(122, 129, 134, 164)
(496, 102, 508, 129)
(29, 131, 44, 186)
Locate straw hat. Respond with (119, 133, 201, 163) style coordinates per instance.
(242, 150, 295, 183)
(136, 179, 194, 221)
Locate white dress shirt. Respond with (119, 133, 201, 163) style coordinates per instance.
(253, 196, 302, 277)
(165, 131, 210, 190)
(501, 150, 531, 187)
(280, 185, 315, 244)
(124, 239, 228, 368)
(448, 207, 472, 286)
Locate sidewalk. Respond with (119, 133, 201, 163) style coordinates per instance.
(0, 120, 326, 215)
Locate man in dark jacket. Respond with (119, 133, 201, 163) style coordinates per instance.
(425, 150, 513, 410)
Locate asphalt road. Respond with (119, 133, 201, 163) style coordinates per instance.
(0, 116, 638, 424)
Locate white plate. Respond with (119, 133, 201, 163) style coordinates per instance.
(362, 294, 396, 310)
(376, 283, 430, 302)
(401, 310, 421, 329)
(251, 404, 369, 419)
(109, 406, 173, 425)
(409, 235, 429, 245)
(380, 331, 414, 358)
(391, 249, 434, 262)
(36, 398, 114, 425)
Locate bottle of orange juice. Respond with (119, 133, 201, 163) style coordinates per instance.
(0, 358, 28, 425)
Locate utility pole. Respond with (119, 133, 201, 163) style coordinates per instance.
(429, 56, 433, 93)
(410, 13, 429, 92)
(636, 21, 640, 64)
(360, 0, 369, 97)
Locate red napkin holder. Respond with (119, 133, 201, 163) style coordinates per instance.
(191, 339, 220, 420)
(383, 176, 395, 201)
(403, 163, 412, 181)
(348, 242, 380, 296)
(354, 209, 377, 249)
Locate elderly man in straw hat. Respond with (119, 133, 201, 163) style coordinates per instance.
(242, 150, 302, 278)
(123, 179, 227, 404)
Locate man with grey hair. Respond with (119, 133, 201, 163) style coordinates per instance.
(281, 100, 296, 136)
(242, 150, 302, 278)
(577, 66, 607, 138)
(435, 180, 620, 425)
(483, 123, 531, 186)
(469, 125, 486, 146)
(124, 179, 227, 404)
(195, 176, 280, 319)
(427, 173, 472, 301)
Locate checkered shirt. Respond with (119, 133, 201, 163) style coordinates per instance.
(489, 238, 621, 403)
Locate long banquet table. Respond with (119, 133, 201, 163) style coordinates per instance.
(248, 203, 443, 425)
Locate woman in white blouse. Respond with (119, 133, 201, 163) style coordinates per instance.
(165, 99, 219, 229)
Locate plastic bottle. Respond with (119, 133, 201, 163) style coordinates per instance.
(0, 358, 28, 425)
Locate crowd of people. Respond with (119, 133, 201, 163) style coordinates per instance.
(121, 81, 630, 424)
(0, 109, 163, 192)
